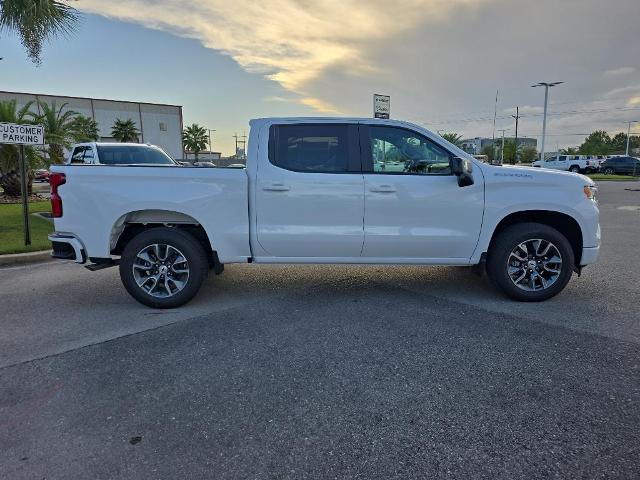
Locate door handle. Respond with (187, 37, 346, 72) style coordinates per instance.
(369, 184, 396, 193)
(263, 183, 291, 192)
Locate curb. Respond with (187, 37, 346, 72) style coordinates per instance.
(0, 250, 53, 267)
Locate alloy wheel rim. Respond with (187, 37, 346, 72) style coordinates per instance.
(506, 239, 562, 292)
(132, 243, 189, 298)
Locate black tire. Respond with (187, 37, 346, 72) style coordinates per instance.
(569, 165, 580, 173)
(486, 222, 575, 302)
(603, 167, 614, 175)
(119, 227, 208, 308)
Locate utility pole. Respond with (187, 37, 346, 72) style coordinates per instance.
(532, 82, 564, 162)
(233, 132, 247, 160)
(491, 89, 498, 164)
(626, 120, 638, 156)
(511, 106, 520, 163)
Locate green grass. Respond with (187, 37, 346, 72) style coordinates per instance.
(0, 201, 53, 254)
(587, 174, 639, 181)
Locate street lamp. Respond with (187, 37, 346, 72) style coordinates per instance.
(207, 128, 216, 153)
(532, 81, 564, 162)
(625, 120, 638, 156)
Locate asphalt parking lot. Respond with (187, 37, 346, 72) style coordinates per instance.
(1, 181, 639, 479)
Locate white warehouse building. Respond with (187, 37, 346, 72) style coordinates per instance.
(0, 90, 184, 159)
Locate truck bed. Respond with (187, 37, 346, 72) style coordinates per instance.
(50, 165, 251, 263)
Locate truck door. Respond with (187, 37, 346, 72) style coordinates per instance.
(359, 124, 484, 261)
(255, 123, 364, 257)
(555, 155, 568, 170)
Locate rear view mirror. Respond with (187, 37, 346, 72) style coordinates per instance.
(451, 157, 474, 187)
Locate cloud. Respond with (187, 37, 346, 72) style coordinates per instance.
(604, 66, 636, 76)
(605, 84, 640, 97)
(78, 0, 485, 112)
(299, 97, 341, 114)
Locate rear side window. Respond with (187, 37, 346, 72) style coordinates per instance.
(70, 146, 91, 164)
(269, 124, 349, 173)
(95, 145, 175, 165)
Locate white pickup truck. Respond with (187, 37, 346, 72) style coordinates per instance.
(48, 117, 600, 308)
(67, 142, 177, 165)
(532, 154, 601, 173)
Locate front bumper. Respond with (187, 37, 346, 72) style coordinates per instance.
(580, 245, 600, 266)
(48, 233, 86, 263)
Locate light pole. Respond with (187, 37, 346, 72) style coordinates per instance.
(498, 129, 507, 164)
(532, 82, 563, 162)
(625, 121, 638, 156)
(207, 128, 216, 153)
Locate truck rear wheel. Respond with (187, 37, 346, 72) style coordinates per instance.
(486, 222, 574, 302)
(119, 227, 208, 308)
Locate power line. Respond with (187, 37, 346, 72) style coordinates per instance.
(423, 105, 640, 126)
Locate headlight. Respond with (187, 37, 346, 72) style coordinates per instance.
(584, 185, 598, 202)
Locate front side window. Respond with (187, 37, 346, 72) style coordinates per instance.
(270, 124, 349, 173)
(368, 126, 451, 175)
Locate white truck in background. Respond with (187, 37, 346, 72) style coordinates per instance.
(532, 154, 601, 173)
(66, 142, 177, 165)
(48, 117, 600, 308)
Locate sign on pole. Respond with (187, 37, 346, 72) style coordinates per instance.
(0, 123, 45, 246)
(373, 94, 390, 119)
(0, 123, 45, 145)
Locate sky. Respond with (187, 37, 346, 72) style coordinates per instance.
(1, 0, 639, 155)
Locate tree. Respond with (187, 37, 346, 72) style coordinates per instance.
(182, 123, 208, 161)
(439, 132, 463, 147)
(0, 99, 42, 196)
(578, 130, 611, 155)
(71, 115, 99, 143)
(559, 146, 579, 155)
(35, 100, 78, 164)
(111, 118, 140, 143)
(501, 140, 518, 164)
(0, 0, 79, 65)
(480, 145, 495, 162)
(520, 147, 538, 163)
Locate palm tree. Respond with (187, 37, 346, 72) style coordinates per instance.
(0, 99, 42, 196)
(35, 101, 78, 164)
(111, 118, 140, 143)
(0, 0, 79, 65)
(71, 115, 100, 142)
(439, 132, 464, 147)
(182, 123, 208, 161)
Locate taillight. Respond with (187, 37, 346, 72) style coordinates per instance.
(49, 172, 66, 218)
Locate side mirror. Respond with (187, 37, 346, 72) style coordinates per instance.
(450, 157, 474, 187)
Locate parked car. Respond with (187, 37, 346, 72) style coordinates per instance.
(47, 117, 600, 308)
(600, 156, 640, 175)
(193, 161, 217, 167)
(34, 169, 50, 182)
(532, 154, 599, 173)
(67, 142, 178, 166)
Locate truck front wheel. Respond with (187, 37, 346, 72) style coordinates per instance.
(119, 227, 208, 308)
(486, 222, 574, 301)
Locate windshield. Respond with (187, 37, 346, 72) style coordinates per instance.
(96, 145, 176, 165)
